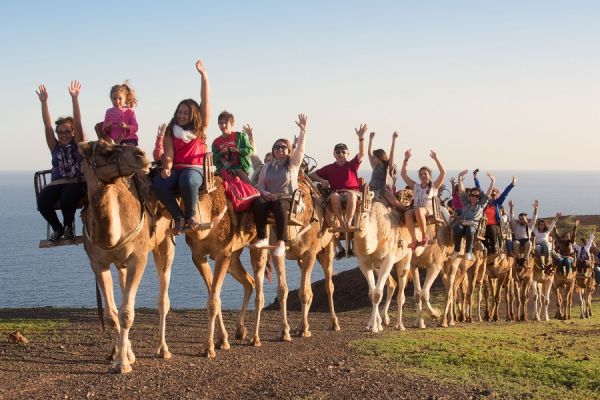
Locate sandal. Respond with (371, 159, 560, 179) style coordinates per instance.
(185, 218, 202, 231)
(174, 218, 186, 234)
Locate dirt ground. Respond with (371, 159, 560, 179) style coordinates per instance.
(0, 307, 497, 400)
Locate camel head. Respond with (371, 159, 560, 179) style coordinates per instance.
(79, 140, 150, 183)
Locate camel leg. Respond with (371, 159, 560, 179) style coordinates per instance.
(382, 274, 397, 326)
(533, 283, 541, 321)
(522, 280, 531, 321)
(441, 260, 459, 327)
(296, 251, 316, 338)
(422, 264, 442, 320)
(579, 288, 585, 319)
(567, 283, 575, 319)
(110, 253, 148, 374)
(554, 287, 564, 320)
(317, 243, 340, 331)
(412, 266, 425, 329)
(250, 248, 268, 347)
(228, 250, 255, 340)
(153, 236, 175, 359)
(203, 255, 231, 358)
(483, 278, 491, 321)
(395, 264, 409, 331)
(93, 264, 120, 361)
(542, 279, 552, 321)
(273, 252, 292, 342)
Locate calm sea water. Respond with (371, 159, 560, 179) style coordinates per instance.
(0, 170, 598, 309)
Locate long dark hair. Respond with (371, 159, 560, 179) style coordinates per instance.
(373, 149, 390, 172)
(166, 99, 205, 142)
(271, 138, 292, 170)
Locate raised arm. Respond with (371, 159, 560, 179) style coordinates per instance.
(290, 113, 307, 168)
(243, 124, 263, 169)
(153, 123, 166, 162)
(388, 131, 398, 172)
(508, 199, 515, 222)
(36, 84, 57, 151)
(547, 212, 561, 232)
(196, 60, 211, 131)
(496, 176, 516, 205)
(400, 148, 416, 188)
(485, 172, 496, 198)
(355, 123, 367, 162)
(367, 131, 377, 168)
(572, 219, 580, 241)
(69, 81, 86, 143)
(473, 169, 481, 191)
(529, 200, 539, 229)
(431, 150, 446, 189)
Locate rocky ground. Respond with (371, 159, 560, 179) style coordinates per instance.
(0, 307, 497, 400)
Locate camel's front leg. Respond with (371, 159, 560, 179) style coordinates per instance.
(412, 266, 424, 329)
(273, 252, 291, 342)
(441, 259, 459, 327)
(296, 252, 316, 338)
(369, 256, 396, 333)
(419, 264, 442, 327)
(542, 279, 552, 321)
(153, 236, 175, 359)
(358, 262, 378, 332)
(93, 264, 120, 361)
(229, 250, 255, 340)
(203, 255, 231, 358)
(317, 243, 340, 331)
(250, 248, 268, 347)
(395, 264, 410, 331)
(110, 253, 148, 374)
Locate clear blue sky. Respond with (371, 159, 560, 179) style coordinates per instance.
(1, 1, 598, 171)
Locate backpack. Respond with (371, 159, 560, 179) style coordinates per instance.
(221, 169, 260, 212)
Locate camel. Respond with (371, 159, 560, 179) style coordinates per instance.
(512, 253, 535, 321)
(79, 140, 176, 374)
(441, 241, 486, 327)
(531, 254, 554, 322)
(552, 266, 576, 320)
(483, 252, 514, 322)
(354, 200, 412, 333)
(575, 267, 596, 319)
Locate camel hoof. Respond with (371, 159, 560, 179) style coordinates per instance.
(449, 320, 456, 326)
(127, 349, 136, 365)
(201, 348, 216, 359)
(440, 321, 449, 328)
(235, 327, 248, 341)
(418, 320, 426, 329)
(300, 330, 312, 338)
(155, 346, 172, 359)
(279, 332, 292, 342)
(251, 337, 261, 347)
(430, 308, 441, 319)
(109, 362, 132, 374)
(218, 340, 231, 350)
(330, 320, 341, 331)
(394, 324, 406, 331)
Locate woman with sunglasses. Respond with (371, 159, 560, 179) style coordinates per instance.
(35, 81, 87, 242)
(452, 172, 495, 260)
(252, 114, 307, 257)
(400, 149, 446, 249)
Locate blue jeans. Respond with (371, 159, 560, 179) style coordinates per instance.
(454, 223, 476, 253)
(535, 242, 550, 259)
(557, 256, 574, 272)
(152, 168, 203, 220)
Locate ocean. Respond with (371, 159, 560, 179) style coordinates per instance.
(0, 170, 599, 309)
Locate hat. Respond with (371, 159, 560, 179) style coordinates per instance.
(334, 143, 348, 151)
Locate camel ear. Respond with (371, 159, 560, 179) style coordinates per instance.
(78, 141, 92, 158)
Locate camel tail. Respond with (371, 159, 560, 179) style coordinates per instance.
(95, 279, 105, 332)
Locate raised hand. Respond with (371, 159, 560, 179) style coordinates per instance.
(512, 176, 517, 185)
(195, 60, 208, 77)
(369, 131, 376, 140)
(458, 169, 468, 178)
(36, 84, 48, 102)
(392, 131, 398, 140)
(533, 199, 539, 209)
(355, 123, 368, 139)
(487, 172, 495, 181)
(242, 123, 253, 141)
(429, 150, 438, 160)
(450, 177, 456, 184)
(68, 80, 81, 98)
(404, 148, 412, 160)
(157, 123, 167, 137)
(556, 212, 562, 219)
(295, 113, 307, 131)
(575, 219, 580, 227)
(508, 199, 514, 209)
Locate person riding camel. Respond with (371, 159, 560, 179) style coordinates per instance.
(551, 219, 579, 274)
(532, 212, 560, 268)
(509, 199, 539, 266)
(573, 232, 595, 275)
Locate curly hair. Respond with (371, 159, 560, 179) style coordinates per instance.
(271, 138, 293, 170)
(166, 99, 205, 142)
(110, 80, 137, 108)
(54, 116, 74, 132)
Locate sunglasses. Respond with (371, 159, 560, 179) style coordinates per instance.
(56, 129, 73, 135)
(273, 144, 288, 151)
(334, 149, 347, 155)
(470, 193, 480, 198)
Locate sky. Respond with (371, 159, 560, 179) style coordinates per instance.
(1, 0, 598, 171)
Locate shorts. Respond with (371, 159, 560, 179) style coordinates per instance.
(329, 189, 361, 203)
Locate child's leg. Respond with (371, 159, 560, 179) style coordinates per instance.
(405, 209, 417, 243)
(415, 207, 428, 240)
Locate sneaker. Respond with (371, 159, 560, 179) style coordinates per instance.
(254, 238, 269, 249)
(466, 252, 474, 261)
(63, 226, 74, 241)
(49, 228, 65, 242)
(273, 242, 286, 257)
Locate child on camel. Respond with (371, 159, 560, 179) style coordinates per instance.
(367, 131, 404, 209)
(102, 81, 139, 145)
(211, 111, 253, 183)
(400, 149, 446, 249)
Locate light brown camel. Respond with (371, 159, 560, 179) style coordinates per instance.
(483, 252, 514, 322)
(79, 140, 175, 374)
(552, 267, 576, 320)
(512, 254, 534, 321)
(441, 241, 486, 327)
(575, 268, 596, 319)
(354, 201, 413, 332)
(531, 254, 554, 322)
